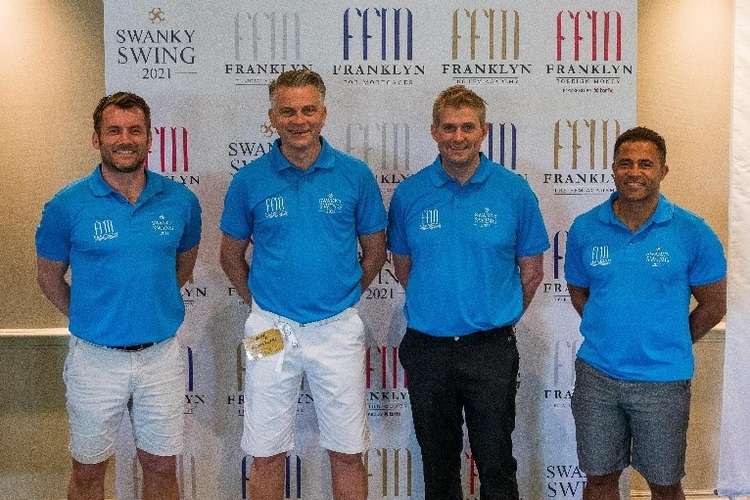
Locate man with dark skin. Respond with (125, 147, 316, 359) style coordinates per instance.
(565, 127, 726, 500)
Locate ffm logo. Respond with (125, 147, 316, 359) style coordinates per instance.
(234, 11, 301, 60)
(484, 123, 517, 170)
(452, 9, 519, 60)
(365, 448, 413, 497)
(553, 119, 621, 170)
(343, 8, 413, 60)
(556, 10, 622, 61)
(145, 126, 189, 173)
(241, 455, 302, 499)
(345, 123, 410, 173)
(366, 345, 408, 389)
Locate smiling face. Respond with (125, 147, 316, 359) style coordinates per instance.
(92, 105, 151, 174)
(268, 84, 327, 156)
(612, 140, 669, 205)
(431, 105, 487, 174)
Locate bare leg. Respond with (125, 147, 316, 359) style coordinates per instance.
(250, 453, 286, 500)
(137, 449, 178, 500)
(649, 481, 685, 500)
(582, 470, 622, 500)
(329, 450, 367, 500)
(68, 458, 108, 500)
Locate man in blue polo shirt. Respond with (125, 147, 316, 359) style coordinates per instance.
(387, 85, 549, 499)
(35, 92, 201, 500)
(219, 69, 386, 500)
(565, 127, 726, 500)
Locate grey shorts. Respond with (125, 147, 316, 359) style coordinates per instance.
(571, 358, 691, 486)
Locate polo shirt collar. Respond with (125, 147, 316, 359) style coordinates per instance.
(271, 137, 335, 173)
(87, 165, 165, 204)
(600, 192, 674, 227)
(429, 153, 493, 187)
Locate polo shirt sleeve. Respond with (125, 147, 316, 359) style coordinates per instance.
(178, 193, 202, 252)
(35, 198, 71, 262)
(564, 218, 589, 288)
(515, 185, 550, 257)
(219, 174, 252, 241)
(355, 169, 387, 235)
(688, 221, 727, 286)
(386, 186, 410, 256)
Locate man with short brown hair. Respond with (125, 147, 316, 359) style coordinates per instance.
(388, 85, 549, 499)
(36, 91, 201, 500)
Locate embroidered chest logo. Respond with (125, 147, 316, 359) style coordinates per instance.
(590, 245, 611, 266)
(152, 214, 175, 235)
(473, 208, 497, 228)
(319, 193, 343, 214)
(264, 196, 288, 219)
(419, 209, 442, 231)
(645, 247, 670, 267)
(93, 219, 118, 241)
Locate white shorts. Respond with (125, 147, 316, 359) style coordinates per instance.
(241, 302, 370, 457)
(63, 336, 184, 464)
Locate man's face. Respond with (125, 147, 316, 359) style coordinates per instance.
(268, 85, 327, 154)
(612, 140, 668, 203)
(431, 105, 487, 171)
(92, 105, 151, 173)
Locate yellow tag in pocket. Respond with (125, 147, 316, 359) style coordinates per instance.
(243, 328, 284, 360)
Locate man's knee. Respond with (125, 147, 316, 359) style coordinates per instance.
(137, 450, 176, 477)
(252, 453, 286, 470)
(586, 470, 622, 489)
(71, 458, 108, 483)
(328, 450, 363, 467)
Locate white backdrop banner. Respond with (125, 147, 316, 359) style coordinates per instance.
(104, 1, 636, 498)
(717, 0, 750, 496)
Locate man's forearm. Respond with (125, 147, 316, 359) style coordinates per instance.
(689, 304, 725, 343)
(39, 279, 71, 316)
(221, 257, 252, 305)
(360, 253, 385, 291)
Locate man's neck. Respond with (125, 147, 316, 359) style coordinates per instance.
(280, 141, 322, 170)
(100, 165, 147, 204)
(442, 155, 481, 185)
(613, 196, 659, 232)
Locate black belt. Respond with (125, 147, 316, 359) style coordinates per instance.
(109, 342, 157, 352)
(406, 325, 514, 343)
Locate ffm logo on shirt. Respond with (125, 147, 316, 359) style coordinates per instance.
(265, 196, 288, 218)
(590, 245, 611, 266)
(419, 209, 441, 231)
(319, 193, 343, 214)
(93, 219, 118, 241)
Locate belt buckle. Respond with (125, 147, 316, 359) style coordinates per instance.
(115, 342, 155, 352)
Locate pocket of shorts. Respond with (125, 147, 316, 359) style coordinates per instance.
(62, 337, 79, 383)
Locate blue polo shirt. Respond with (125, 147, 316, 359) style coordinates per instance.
(387, 154, 549, 336)
(35, 166, 202, 347)
(564, 193, 726, 381)
(220, 138, 386, 323)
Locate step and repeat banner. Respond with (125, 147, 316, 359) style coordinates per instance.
(104, 1, 636, 498)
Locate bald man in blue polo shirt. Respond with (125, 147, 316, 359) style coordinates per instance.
(220, 69, 386, 500)
(565, 127, 726, 500)
(388, 85, 549, 500)
(36, 92, 201, 500)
